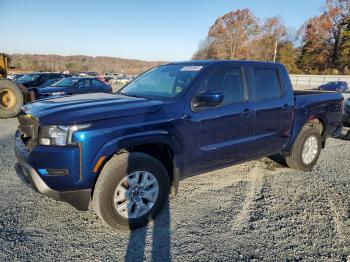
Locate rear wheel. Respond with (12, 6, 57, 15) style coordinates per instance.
(285, 126, 322, 171)
(0, 80, 23, 118)
(92, 152, 170, 231)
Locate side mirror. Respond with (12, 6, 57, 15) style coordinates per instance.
(194, 90, 224, 108)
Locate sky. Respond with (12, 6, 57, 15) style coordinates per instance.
(0, 0, 326, 61)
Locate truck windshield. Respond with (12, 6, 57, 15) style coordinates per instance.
(120, 64, 203, 100)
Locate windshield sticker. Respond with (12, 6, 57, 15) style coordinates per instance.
(180, 66, 203, 72)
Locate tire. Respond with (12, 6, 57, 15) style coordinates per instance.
(285, 126, 322, 172)
(92, 152, 170, 231)
(0, 79, 23, 118)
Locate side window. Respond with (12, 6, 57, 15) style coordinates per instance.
(194, 67, 245, 107)
(91, 79, 104, 88)
(77, 79, 91, 88)
(39, 74, 50, 83)
(253, 68, 282, 101)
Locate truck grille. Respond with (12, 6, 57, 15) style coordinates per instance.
(18, 114, 39, 150)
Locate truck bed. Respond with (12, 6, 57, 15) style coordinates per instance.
(290, 89, 343, 145)
(294, 90, 334, 96)
(294, 90, 343, 108)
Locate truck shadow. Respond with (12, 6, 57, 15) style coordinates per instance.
(120, 98, 175, 261)
(267, 154, 288, 168)
(124, 200, 171, 262)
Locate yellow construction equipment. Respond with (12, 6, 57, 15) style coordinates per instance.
(0, 53, 24, 118)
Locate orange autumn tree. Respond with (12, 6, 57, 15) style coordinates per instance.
(193, 10, 287, 62)
(250, 17, 287, 62)
(298, 0, 350, 73)
(338, 16, 350, 71)
(193, 9, 259, 60)
(193, 0, 350, 74)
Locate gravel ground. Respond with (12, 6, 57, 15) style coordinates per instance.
(1, 118, 350, 261)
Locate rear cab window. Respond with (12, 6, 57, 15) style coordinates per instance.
(253, 68, 283, 101)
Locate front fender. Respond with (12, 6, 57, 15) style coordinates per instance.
(91, 130, 181, 173)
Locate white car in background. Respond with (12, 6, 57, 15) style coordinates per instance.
(117, 78, 131, 85)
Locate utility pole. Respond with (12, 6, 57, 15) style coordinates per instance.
(273, 40, 278, 63)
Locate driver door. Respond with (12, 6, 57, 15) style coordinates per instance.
(181, 66, 255, 174)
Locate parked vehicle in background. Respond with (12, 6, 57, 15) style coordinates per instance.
(87, 72, 98, 77)
(116, 78, 131, 85)
(15, 73, 70, 88)
(103, 76, 116, 84)
(14, 61, 343, 231)
(13, 74, 24, 81)
(341, 98, 350, 127)
(78, 73, 88, 77)
(7, 73, 23, 80)
(38, 77, 112, 98)
(0, 53, 69, 118)
(38, 78, 63, 89)
(319, 81, 349, 92)
(28, 78, 65, 98)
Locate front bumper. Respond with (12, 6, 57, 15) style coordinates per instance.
(14, 145, 91, 211)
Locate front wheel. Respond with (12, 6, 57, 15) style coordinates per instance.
(92, 152, 170, 230)
(285, 126, 322, 171)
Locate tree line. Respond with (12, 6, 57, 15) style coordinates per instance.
(9, 54, 165, 75)
(192, 0, 350, 74)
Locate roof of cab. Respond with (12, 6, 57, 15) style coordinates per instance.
(166, 59, 283, 67)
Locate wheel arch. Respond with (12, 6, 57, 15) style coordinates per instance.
(284, 115, 327, 153)
(91, 131, 181, 196)
(305, 116, 327, 148)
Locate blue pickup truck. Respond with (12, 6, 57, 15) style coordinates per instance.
(14, 61, 343, 230)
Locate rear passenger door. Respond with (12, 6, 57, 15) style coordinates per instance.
(250, 67, 293, 156)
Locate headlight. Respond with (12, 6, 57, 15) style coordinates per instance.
(39, 124, 90, 146)
(51, 92, 65, 95)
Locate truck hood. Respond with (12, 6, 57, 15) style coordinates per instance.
(23, 93, 163, 125)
